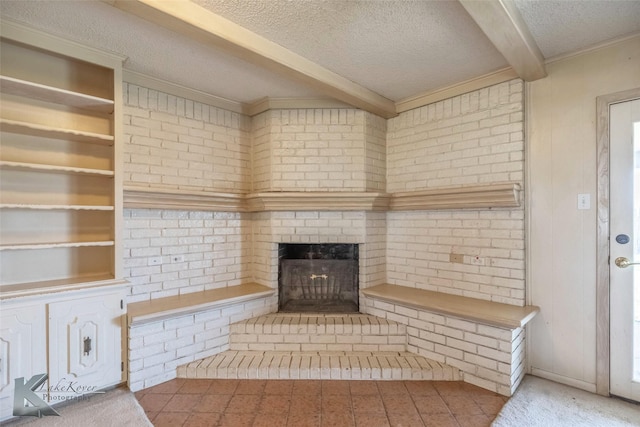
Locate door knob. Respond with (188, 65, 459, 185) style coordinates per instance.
(614, 257, 640, 268)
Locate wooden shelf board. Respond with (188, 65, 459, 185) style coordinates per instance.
(0, 160, 114, 176)
(362, 283, 539, 330)
(0, 276, 127, 301)
(128, 283, 275, 326)
(0, 119, 114, 145)
(0, 240, 115, 251)
(245, 191, 390, 212)
(0, 204, 114, 211)
(123, 185, 245, 212)
(0, 75, 114, 113)
(390, 183, 521, 210)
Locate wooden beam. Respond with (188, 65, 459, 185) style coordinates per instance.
(106, 0, 397, 118)
(459, 0, 547, 81)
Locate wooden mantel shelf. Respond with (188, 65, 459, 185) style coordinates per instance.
(245, 191, 390, 212)
(390, 183, 521, 211)
(123, 183, 520, 213)
(123, 185, 244, 212)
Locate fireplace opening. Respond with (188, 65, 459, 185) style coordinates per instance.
(278, 244, 359, 313)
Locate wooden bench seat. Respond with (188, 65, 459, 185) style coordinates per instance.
(361, 284, 539, 330)
(127, 283, 275, 326)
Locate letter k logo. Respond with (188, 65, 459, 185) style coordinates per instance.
(13, 374, 60, 417)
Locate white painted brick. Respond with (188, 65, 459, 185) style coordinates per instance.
(143, 330, 177, 346)
(464, 332, 498, 348)
(446, 337, 477, 353)
(477, 325, 513, 341)
(477, 345, 512, 363)
(434, 343, 463, 360)
(164, 315, 195, 330)
(164, 335, 194, 351)
(143, 350, 177, 368)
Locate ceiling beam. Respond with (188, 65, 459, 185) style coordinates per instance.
(459, 0, 547, 81)
(105, 0, 397, 118)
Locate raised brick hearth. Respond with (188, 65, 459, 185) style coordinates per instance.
(177, 314, 460, 381)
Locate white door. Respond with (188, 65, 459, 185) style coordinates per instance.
(610, 98, 640, 401)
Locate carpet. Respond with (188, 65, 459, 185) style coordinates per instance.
(493, 375, 640, 426)
(2, 387, 152, 427)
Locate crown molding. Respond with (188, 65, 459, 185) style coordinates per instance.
(0, 19, 126, 69)
(123, 69, 245, 114)
(395, 67, 519, 113)
(545, 31, 640, 65)
(246, 97, 353, 117)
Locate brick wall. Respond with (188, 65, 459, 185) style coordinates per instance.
(123, 209, 252, 303)
(385, 80, 525, 306)
(386, 209, 525, 305)
(123, 83, 251, 193)
(250, 109, 386, 192)
(387, 80, 523, 192)
(365, 113, 387, 192)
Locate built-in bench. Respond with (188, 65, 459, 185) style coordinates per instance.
(361, 284, 538, 330)
(127, 283, 276, 391)
(127, 283, 275, 325)
(361, 284, 539, 396)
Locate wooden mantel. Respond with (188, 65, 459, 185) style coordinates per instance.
(123, 183, 521, 213)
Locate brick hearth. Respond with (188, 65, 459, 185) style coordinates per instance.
(177, 314, 460, 381)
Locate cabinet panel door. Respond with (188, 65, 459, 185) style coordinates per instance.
(0, 304, 47, 421)
(48, 292, 123, 399)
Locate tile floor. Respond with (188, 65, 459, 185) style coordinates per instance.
(135, 378, 508, 427)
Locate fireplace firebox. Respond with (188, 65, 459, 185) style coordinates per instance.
(278, 244, 359, 313)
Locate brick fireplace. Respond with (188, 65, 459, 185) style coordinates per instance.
(123, 79, 528, 395)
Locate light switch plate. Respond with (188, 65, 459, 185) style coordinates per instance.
(577, 193, 591, 210)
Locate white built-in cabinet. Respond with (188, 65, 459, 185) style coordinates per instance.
(0, 21, 127, 421)
(0, 289, 125, 421)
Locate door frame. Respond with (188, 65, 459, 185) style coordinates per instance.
(595, 87, 640, 396)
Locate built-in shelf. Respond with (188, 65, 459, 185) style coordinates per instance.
(0, 241, 115, 251)
(1, 204, 115, 211)
(0, 276, 126, 301)
(0, 75, 114, 113)
(0, 118, 114, 145)
(0, 161, 114, 177)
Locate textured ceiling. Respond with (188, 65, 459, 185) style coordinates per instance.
(1, 0, 639, 107)
(193, 0, 508, 100)
(0, 0, 322, 102)
(514, 0, 640, 59)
